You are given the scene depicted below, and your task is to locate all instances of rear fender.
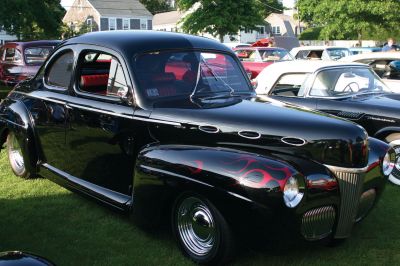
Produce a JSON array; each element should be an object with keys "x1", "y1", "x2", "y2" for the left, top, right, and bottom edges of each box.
[{"x1": 0, "y1": 98, "x2": 38, "y2": 174}]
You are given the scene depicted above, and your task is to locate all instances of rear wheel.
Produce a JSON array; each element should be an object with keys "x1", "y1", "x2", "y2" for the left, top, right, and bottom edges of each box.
[
  {"x1": 172, "y1": 193, "x2": 235, "y2": 265},
  {"x1": 385, "y1": 133, "x2": 400, "y2": 185},
  {"x1": 6, "y1": 132, "x2": 33, "y2": 178}
]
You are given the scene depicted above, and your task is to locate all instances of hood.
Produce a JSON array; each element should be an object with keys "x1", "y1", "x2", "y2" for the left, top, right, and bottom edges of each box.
[{"x1": 149, "y1": 96, "x2": 368, "y2": 168}]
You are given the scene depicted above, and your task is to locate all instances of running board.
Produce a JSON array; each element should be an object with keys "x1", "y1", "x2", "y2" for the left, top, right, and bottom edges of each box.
[{"x1": 41, "y1": 163, "x2": 132, "y2": 211}]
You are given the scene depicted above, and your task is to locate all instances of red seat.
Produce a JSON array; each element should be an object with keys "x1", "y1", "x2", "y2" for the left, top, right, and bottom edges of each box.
[{"x1": 80, "y1": 74, "x2": 109, "y2": 88}]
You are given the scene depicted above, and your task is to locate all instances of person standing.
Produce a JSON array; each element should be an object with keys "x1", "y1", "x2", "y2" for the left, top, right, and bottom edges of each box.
[{"x1": 382, "y1": 38, "x2": 396, "y2": 52}]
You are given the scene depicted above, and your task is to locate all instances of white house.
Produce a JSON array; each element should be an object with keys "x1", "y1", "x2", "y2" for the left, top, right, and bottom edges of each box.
[
  {"x1": 266, "y1": 12, "x2": 306, "y2": 37},
  {"x1": 63, "y1": 0, "x2": 153, "y2": 32},
  {"x1": 0, "y1": 26, "x2": 16, "y2": 45},
  {"x1": 153, "y1": 9, "x2": 268, "y2": 43}
]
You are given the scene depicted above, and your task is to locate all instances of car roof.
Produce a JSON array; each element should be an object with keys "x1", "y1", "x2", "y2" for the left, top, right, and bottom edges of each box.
[
  {"x1": 291, "y1": 46, "x2": 349, "y2": 51},
  {"x1": 256, "y1": 60, "x2": 367, "y2": 93},
  {"x1": 234, "y1": 47, "x2": 287, "y2": 51},
  {"x1": 341, "y1": 51, "x2": 400, "y2": 62},
  {"x1": 63, "y1": 30, "x2": 232, "y2": 57}
]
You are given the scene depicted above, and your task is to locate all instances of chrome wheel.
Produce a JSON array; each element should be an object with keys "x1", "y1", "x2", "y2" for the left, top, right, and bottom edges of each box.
[
  {"x1": 176, "y1": 197, "x2": 218, "y2": 257},
  {"x1": 7, "y1": 133, "x2": 25, "y2": 176},
  {"x1": 388, "y1": 139, "x2": 400, "y2": 185}
]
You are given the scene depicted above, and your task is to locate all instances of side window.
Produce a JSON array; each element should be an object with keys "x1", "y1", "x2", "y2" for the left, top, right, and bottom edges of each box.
[
  {"x1": 46, "y1": 51, "x2": 74, "y2": 89},
  {"x1": 4, "y1": 48, "x2": 22, "y2": 63},
  {"x1": 270, "y1": 73, "x2": 309, "y2": 97},
  {"x1": 77, "y1": 50, "x2": 129, "y2": 98}
]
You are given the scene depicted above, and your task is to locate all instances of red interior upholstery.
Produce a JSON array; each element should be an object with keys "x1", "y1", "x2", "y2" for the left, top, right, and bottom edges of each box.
[
  {"x1": 80, "y1": 74, "x2": 109, "y2": 87},
  {"x1": 152, "y1": 72, "x2": 176, "y2": 83},
  {"x1": 151, "y1": 72, "x2": 177, "y2": 96}
]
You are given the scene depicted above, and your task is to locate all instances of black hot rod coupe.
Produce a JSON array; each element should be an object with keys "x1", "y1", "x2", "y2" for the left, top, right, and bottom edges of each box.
[{"x1": 0, "y1": 31, "x2": 394, "y2": 264}]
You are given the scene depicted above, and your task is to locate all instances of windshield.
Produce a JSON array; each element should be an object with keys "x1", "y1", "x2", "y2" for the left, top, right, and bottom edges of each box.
[
  {"x1": 24, "y1": 46, "x2": 54, "y2": 65},
  {"x1": 326, "y1": 48, "x2": 351, "y2": 60},
  {"x1": 134, "y1": 51, "x2": 252, "y2": 103},
  {"x1": 310, "y1": 67, "x2": 391, "y2": 97},
  {"x1": 234, "y1": 49, "x2": 292, "y2": 62}
]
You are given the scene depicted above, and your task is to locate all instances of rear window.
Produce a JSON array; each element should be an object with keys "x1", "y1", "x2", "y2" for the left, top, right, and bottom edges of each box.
[{"x1": 24, "y1": 46, "x2": 54, "y2": 65}]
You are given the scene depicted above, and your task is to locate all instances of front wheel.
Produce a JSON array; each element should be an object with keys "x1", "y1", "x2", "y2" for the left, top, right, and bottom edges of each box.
[
  {"x1": 6, "y1": 132, "x2": 33, "y2": 179},
  {"x1": 385, "y1": 133, "x2": 400, "y2": 185},
  {"x1": 172, "y1": 193, "x2": 235, "y2": 265}
]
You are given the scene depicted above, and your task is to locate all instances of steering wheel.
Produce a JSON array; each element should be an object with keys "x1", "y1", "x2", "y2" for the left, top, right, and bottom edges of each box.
[{"x1": 343, "y1": 82, "x2": 360, "y2": 93}]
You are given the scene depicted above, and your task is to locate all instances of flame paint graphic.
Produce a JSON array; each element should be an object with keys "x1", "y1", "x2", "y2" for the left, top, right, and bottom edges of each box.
[{"x1": 222, "y1": 156, "x2": 293, "y2": 190}]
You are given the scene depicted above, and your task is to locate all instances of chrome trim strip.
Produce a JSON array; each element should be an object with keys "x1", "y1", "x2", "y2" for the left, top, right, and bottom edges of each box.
[
  {"x1": 14, "y1": 91, "x2": 182, "y2": 126},
  {"x1": 140, "y1": 165, "x2": 214, "y2": 188}
]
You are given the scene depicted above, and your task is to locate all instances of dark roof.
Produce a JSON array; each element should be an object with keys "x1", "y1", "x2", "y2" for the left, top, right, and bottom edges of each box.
[
  {"x1": 63, "y1": 31, "x2": 232, "y2": 56},
  {"x1": 89, "y1": 0, "x2": 152, "y2": 17}
]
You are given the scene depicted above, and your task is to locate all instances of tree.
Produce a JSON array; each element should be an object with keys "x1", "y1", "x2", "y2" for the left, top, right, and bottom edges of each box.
[
  {"x1": 140, "y1": 0, "x2": 171, "y2": 14},
  {"x1": 176, "y1": 0, "x2": 265, "y2": 42},
  {"x1": 297, "y1": 0, "x2": 400, "y2": 41},
  {"x1": 259, "y1": 0, "x2": 284, "y2": 17},
  {"x1": 0, "y1": 0, "x2": 65, "y2": 40}
]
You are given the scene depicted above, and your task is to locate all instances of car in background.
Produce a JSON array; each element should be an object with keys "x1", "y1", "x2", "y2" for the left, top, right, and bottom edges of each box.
[
  {"x1": 255, "y1": 60, "x2": 400, "y2": 185},
  {"x1": 223, "y1": 42, "x2": 251, "y2": 50},
  {"x1": 0, "y1": 251, "x2": 55, "y2": 265},
  {"x1": 233, "y1": 47, "x2": 293, "y2": 79},
  {"x1": 341, "y1": 52, "x2": 400, "y2": 92},
  {"x1": 0, "y1": 40, "x2": 60, "y2": 86},
  {"x1": 349, "y1": 47, "x2": 382, "y2": 55},
  {"x1": 0, "y1": 31, "x2": 393, "y2": 264},
  {"x1": 290, "y1": 46, "x2": 351, "y2": 61}
]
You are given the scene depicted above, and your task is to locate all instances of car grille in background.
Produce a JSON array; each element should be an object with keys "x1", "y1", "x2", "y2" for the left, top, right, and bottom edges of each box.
[
  {"x1": 331, "y1": 169, "x2": 365, "y2": 238},
  {"x1": 301, "y1": 206, "x2": 336, "y2": 240}
]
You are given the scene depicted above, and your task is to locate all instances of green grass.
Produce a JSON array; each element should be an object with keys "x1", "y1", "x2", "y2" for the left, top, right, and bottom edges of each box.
[
  {"x1": 0, "y1": 85, "x2": 11, "y2": 100},
  {"x1": 0, "y1": 148, "x2": 399, "y2": 265}
]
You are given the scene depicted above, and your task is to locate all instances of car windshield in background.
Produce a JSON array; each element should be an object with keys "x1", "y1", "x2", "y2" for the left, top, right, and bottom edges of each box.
[
  {"x1": 326, "y1": 48, "x2": 351, "y2": 60},
  {"x1": 134, "y1": 51, "x2": 251, "y2": 102},
  {"x1": 234, "y1": 49, "x2": 292, "y2": 62},
  {"x1": 24, "y1": 46, "x2": 54, "y2": 65},
  {"x1": 310, "y1": 67, "x2": 391, "y2": 97}
]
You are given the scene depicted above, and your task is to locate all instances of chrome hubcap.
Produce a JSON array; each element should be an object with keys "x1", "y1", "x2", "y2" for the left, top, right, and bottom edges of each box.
[
  {"x1": 388, "y1": 140, "x2": 400, "y2": 185},
  {"x1": 177, "y1": 197, "x2": 217, "y2": 256},
  {"x1": 9, "y1": 134, "x2": 25, "y2": 173}
]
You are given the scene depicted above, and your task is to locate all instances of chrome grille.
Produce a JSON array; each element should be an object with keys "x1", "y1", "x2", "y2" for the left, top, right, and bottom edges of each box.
[
  {"x1": 301, "y1": 206, "x2": 336, "y2": 240},
  {"x1": 331, "y1": 170, "x2": 365, "y2": 238}
]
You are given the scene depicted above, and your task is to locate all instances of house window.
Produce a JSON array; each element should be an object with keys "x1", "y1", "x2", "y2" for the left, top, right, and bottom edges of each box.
[
  {"x1": 109, "y1": 18, "x2": 116, "y2": 31},
  {"x1": 244, "y1": 28, "x2": 252, "y2": 34},
  {"x1": 87, "y1": 18, "x2": 93, "y2": 32},
  {"x1": 257, "y1": 26, "x2": 265, "y2": 35},
  {"x1": 123, "y1": 18, "x2": 130, "y2": 30},
  {"x1": 140, "y1": 19, "x2": 147, "y2": 30},
  {"x1": 272, "y1": 26, "x2": 281, "y2": 35}
]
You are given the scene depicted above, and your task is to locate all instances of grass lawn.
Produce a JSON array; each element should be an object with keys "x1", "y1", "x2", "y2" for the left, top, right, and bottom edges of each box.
[
  {"x1": 0, "y1": 85, "x2": 11, "y2": 100},
  {"x1": 0, "y1": 148, "x2": 400, "y2": 265}
]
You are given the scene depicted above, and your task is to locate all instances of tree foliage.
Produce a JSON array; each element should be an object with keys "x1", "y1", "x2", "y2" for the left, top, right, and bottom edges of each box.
[
  {"x1": 259, "y1": 0, "x2": 284, "y2": 17},
  {"x1": 139, "y1": 0, "x2": 172, "y2": 14},
  {"x1": 0, "y1": 0, "x2": 65, "y2": 40},
  {"x1": 176, "y1": 0, "x2": 266, "y2": 42},
  {"x1": 297, "y1": 0, "x2": 400, "y2": 40}
]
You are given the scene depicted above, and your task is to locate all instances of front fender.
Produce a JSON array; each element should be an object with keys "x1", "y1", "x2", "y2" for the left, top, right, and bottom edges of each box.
[{"x1": 132, "y1": 144, "x2": 307, "y2": 227}]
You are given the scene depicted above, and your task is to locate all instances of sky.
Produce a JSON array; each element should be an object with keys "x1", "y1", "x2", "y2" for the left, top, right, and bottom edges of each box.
[{"x1": 60, "y1": 0, "x2": 296, "y2": 10}]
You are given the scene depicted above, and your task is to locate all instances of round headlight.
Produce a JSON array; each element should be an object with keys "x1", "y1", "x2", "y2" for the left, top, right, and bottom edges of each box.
[
  {"x1": 382, "y1": 151, "x2": 395, "y2": 176},
  {"x1": 283, "y1": 176, "x2": 304, "y2": 208}
]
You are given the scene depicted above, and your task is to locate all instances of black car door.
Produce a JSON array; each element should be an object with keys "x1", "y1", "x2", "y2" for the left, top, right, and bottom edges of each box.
[
  {"x1": 64, "y1": 48, "x2": 137, "y2": 195},
  {"x1": 27, "y1": 49, "x2": 74, "y2": 171}
]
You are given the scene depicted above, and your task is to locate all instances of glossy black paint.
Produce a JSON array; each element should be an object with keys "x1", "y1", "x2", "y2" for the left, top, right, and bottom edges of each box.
[
  {"x1": 0, "y1": 31, "x2": 390, "y2": 243},
  {"x1": 0, "y1": 251, "x2": 55, "y2": 266}
]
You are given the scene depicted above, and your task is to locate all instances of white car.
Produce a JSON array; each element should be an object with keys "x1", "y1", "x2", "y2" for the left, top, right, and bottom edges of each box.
[
  {"x1": 340, "y1": 52, "x2": 400, "y2": 92},
  {"x1": 290, "y1": 46, "x2": 351, "y2": 61}
]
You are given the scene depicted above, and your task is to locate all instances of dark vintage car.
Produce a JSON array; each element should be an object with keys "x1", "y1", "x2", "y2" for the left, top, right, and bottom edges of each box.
[
  {"x1": 0, "y1": 31, "x2": 394, "y2": 264},
  {"x1": 0, "y1": 40, "x2": 60, "y2": 86},
  {"x1": 0, "y1": 251, "x2": 54, "y2": 266},
  {"x1": 256, "y1": 60, "x2": 400, "y2": 185}
]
